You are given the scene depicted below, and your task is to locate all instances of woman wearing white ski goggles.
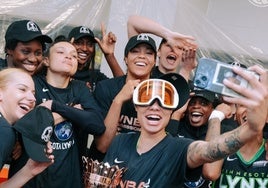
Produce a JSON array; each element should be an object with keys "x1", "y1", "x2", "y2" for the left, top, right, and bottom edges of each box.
[{"x1": 133, "y1": 79, "x2": 179, "y2": 109}]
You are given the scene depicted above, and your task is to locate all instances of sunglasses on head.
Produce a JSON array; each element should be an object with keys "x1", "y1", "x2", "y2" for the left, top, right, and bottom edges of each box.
[{"x1": 133, "y1": 79, "x2": 179, "y2": 109}]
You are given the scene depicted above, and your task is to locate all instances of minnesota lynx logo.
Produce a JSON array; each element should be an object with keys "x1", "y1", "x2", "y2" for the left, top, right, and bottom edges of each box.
[
  {"x1": 137, "y1": 34, "x2": 150, "y2": 41},
  {"x1": 27, "y1": 21, "x2": 39, "y2": 32},
  {"x1": 248, "y1": 0, "x2": 268, "y2": 7},
  {"x1": 41, "y1": 126, "x2": 53, "y2": 142},
  {"x1": 79, "y1": 26, "x2": 91, "y2": 34}
]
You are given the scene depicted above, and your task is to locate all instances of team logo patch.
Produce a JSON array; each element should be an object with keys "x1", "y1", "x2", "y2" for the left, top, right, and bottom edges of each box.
[
  {"x1": 184, "y1": 176, "x2": 206, "y2": 188},
  {"x1": 54, "y1": 121, "x2": 73, "y2": 141},
  {"x1": 80, "y1": 26, "x2": 91, "y2": 34},
  {"x1": 26, "y1": 21, "x2": 39, "y2": 32},
  {"x1": 41, "y1": 126, "x2": 53, "y2": 142},
  {"x1": 137, "y1": 34, "x2": 149, "y2": 41}
]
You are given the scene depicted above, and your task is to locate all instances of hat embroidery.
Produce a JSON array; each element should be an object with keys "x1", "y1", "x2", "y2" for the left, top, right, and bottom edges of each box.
[
  {"x1": 26, "y1": 21, "x2": 39, "y2": 32},
  {"x1": 41, "y1": 126, "x2": 53, "y2": 142},
  {"x1": 230, "y1": 61, "x2": 242, "y2": 67},
  {"x1": 170, "y1": 75, "x2": 178, "y2": 81},
  {"x1": 79, "y1": 26, "x2": 91, "y2": 34},
  {"x1": 137, "y1": 34, "x2": 149, "y2": 41}
]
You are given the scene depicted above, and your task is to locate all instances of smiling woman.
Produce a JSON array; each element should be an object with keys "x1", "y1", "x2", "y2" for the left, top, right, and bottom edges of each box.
[
  {"x1": 0, "y1": 68, "x2": 54, "y2": 188},
  {"x1": 102, "y1": 65, "x2": 268, "y2": 187},
  {"x1": 0, "y1": 68, "x2": 36, "y2": 125},
  {"x1": 0, "y1": 20, "x2": 52, "y2": 75},
  {"x1": 7, "y1": 39, "x2": 106, "y2": 188}
]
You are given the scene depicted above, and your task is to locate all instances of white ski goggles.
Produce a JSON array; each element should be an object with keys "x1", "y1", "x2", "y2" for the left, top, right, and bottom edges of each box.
[{"x1": 133, "y1": 79, "x2": 179, "y2": 109}]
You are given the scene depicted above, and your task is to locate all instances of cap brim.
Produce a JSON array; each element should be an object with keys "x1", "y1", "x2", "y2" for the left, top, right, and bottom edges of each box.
[
  {"x1": 191, "y1": 90, "x2": 215, "y2": 103},
  {"x1": 73, "y1": 34, "x2": 96, "y2": 42},
  {"x1": 192, "y1": 95, "x2": 213, "y2": 103},
  {"x1": 128, "y1": 41, "x2": 156, "y2": 53},
  {"x1": 21, "y1": 34, "x2": 52, "y2": 43},
  {"x1": 22, "y1": 136, "x2": 50, "y2": 162},
  {"x1": 160, "y1": 73, "x2": 190, "y2": 109}
]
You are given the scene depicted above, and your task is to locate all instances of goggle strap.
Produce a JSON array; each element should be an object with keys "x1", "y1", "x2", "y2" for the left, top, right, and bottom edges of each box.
[
  {"x1": 146, "y1": 80, "x2": 150, "y2": 96},
  {"x1": 162, "y1": 82, "x2": 165, "y2": 99}
]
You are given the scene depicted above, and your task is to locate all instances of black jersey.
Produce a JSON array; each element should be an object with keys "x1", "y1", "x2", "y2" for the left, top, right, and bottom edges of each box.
[
  {"x1": 0, "y1": 58, "x2": 7, "y2": 70},
  {"x1": 73, "y1": 68, "x2": 109, "y2": 92},
  {"x1": 0, "y1": 114, "x2": 16, "y2": 168},
  {"x1": 104, "y1": 133, "x2": 194, "y2": 187},
  {"x1": 178, "y1": 119, "x2": 208, "y2": 140},
  {"x1": 177, "y1": 118, "x2": 237, "y2": 188},
  {"x1": 177, "y1": 119, "x2": 210, "y2": 188},
  {"x1": 151, "y1": 66, "x2": 164, "y2": 78},
  {"x1": 13, "y1": 74, "x2": 105, "y2": 188},
  {"x1": 94, "y1": 75, "x2": 140, "y2": 133},
  {"x1": 212, "y1": 140, "x2": 268, "y2": 188}
]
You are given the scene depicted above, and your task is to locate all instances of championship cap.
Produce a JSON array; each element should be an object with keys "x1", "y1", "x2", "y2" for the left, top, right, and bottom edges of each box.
[
  {"x1": 160, "y1": 73, "x2": 190, "y2": 109},
  {"x1": 191, "y1": 89, "x2": 215, "y2": 103},
  {"x1": 13, "y1": 106, "x2": 54, "y2": 162},
  {"x1": 68, "y1": 26, "x2": 96, "y2": 42},
  {"x1": 124, "y1": 34, "x2": 156, "y2": 57},
  {"x1": 5, "y1": 20, "x2": 52, "y2": 43}
]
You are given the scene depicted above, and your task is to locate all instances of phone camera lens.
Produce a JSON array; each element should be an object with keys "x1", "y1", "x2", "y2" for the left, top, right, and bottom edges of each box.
[
  {"x1": 195, "y1": 79, "x2": 201, "y2": 85},
  {"x1": 201, "y1": 76, "x2": 207, "y2": 81}
]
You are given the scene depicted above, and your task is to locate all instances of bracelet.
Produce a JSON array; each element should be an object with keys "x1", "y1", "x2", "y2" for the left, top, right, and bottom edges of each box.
[{"x1": 209, "y1": 110, "x2": 225, "y2": 122}]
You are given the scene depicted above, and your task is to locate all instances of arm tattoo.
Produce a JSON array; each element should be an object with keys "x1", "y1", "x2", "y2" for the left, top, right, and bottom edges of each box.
[
  {"x1": 188, "y1": 128, "x2": 243, "y2": 165},
  {"x1": 206, "y1": 128, "x2": 242, "y2": 161}
]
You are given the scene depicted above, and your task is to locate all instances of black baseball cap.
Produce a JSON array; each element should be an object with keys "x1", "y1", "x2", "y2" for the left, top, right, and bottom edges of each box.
[
  {"x1": 124, "y1": 34, "x2": 156, "y2": 57},
  {"x1": 68, "y1": 26, "x2": 96, "y2": 42},
  {"x1": 13, "y1": 106, "x2": 54, "y2": 162},
  {"x1": 160, "y1": 73, "x2": 190, "y2": 109},
  {"x1": 191, "y1": 89, "x2": 215, "y2": 103},
  {"x1": 5, "y1": 20, "x2": 52, "y2": 43}
]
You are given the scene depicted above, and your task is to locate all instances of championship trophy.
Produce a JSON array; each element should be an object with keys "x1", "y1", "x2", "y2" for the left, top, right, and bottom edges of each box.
[{"x1": 82, "y1": 156, "x2": 127, "y2": 188}]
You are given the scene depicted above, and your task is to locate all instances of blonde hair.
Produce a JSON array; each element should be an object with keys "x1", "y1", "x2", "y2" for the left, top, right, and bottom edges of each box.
[{"x1": 0, "y1": 68, "x2": 29, "y2": 89}]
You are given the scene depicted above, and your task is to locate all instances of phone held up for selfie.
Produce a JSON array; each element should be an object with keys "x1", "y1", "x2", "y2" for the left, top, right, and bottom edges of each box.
[{"x1": 193, "y1": 58, "x2": 259, "y2": 98}]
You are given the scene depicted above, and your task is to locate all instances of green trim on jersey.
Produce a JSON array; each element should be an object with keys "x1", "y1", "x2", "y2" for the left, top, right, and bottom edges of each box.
[{"x1": 236, "y1": 139, "x2": 265, "y2": 165}]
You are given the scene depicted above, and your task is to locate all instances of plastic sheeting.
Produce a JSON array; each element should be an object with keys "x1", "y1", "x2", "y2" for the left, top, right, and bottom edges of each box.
[
  {"x1": 0, "y1": 0, "x2": 111, "y2": 69},
  {"x1": 0, "y1": 0, "x2": 267, "y2": 78}
]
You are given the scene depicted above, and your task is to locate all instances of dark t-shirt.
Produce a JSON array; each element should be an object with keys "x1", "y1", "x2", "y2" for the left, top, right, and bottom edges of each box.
[
  {"x1": 10, "y1": 74, "x2": 105, "y2": 188},
  {"x1": 73, "y1": 68, "x2": 109, "y2": 92},
  {"x1": 0, "y1": 58, "x2": 7, "y2": 70},
  {"x1": 0, "y1": 114, "x2": 16, "y2": 168},
  {"x1": 177, "y1": 117, "x2": 237, "y2": 188},
  {"x1": 104, "y1": 133, "x2": 193, "y2": 188},
  {"x1": 94, "y1": 75, "x2": 139, "y2": 133},
  {"x1": 151, "y1": 66, "x2": 164, "y2": 78},
  {"x1": 178, "y1": 117, "x2": 237, "y2": 140},
  {"x1": 90, "y1": 75, "x2": 182, "y2": 161}
]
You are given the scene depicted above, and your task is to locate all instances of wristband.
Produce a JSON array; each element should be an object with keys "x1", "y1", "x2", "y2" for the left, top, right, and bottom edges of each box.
[{"x1": 209, "y1": 110, "x2": 225, "y2": 122}]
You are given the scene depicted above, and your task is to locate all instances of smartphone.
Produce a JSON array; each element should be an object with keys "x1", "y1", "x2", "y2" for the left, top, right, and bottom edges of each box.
[{"x1": 193, "y1": 58, "x2": 259, "y2": 98}]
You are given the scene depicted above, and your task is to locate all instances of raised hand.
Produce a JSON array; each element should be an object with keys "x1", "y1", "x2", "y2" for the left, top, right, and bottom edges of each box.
[
  {"x1": 165, "y1": 31, "x2": 198, "y2": 56},
  {"x1": 223, "y1": 65, "x2": 268, "y2": 132},
  {"x1": 94, "y1": 22, "x2": 117, "y2": 55},
  {"x1": 114, "y1": 79, "x2": 141, "y2": 104}
]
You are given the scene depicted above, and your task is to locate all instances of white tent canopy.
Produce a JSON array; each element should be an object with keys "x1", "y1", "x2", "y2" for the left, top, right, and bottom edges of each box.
[{"x1": 0, "y1": 0, "x2": 267, "y2": 78}]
